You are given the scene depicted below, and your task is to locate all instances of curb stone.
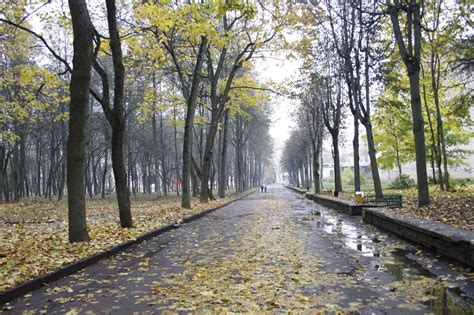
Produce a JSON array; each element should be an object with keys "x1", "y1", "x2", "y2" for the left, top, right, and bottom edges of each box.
[
  {"x1": 285, "y1": 185, "x2": 361, "y2": 215},
  {"x1": 285, "y1": 185, "x2": 308, "y2": 195},
  {"x1": 0, "y1": 189, "x2": 257, "y2": 306}
]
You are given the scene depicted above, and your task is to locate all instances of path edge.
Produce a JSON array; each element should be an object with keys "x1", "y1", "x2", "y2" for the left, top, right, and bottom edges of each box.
[{"x1": 0, "y1": 189, "x2": 257, "y2": 306}]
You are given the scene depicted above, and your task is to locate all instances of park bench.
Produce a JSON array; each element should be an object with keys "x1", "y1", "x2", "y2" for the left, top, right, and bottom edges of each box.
[{"x1": 363, "y1": 193, "x2": 402, "y2": 208}]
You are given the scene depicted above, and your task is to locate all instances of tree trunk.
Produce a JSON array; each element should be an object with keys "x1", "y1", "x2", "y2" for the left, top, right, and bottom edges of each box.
[
  {"x1": 312, "y1": 141, "x2": 321, "y2": 193},
  {"x1": 332, "y1": 135, "x2": 342, "y2": 196},
  {"x1": 159, "y1": 112, "x2": 168, "y2": 196},
  {"x1": 431, "y1": 53, "x2": 449, "y2": 191},
  {"x1": 191, "y1": 164, "x2": 198, "y2": 197},
  {"x1": 352, "y1": 115, "x2": 361, "y2": 192},
  {"x1": 85, "y1": 156, "x2": 93, "y2": 198},
  {"x1": 105, "y1": 0, "x2": 133, "y2": 228},
  {"x1": 58, "y1": 120, "x2": 67, "y2": 201},
  {"x1": 173, "y1": 106, "x2": 180, "y2": 196},
  {"x1": 218, "y1": 110, "x2": 228, "y2": 198},
  {"x1": 19, "y1": 131, "x2": 27, "y2": 198},
  {"x1": 12, "y1": 141, "x2": 19, "y2": 201},
  {"x1": 2, "y1": 147, "x2": 10, "y2": 202},
  {"x1": 430, "y1": 146, "x2": 436, "y2": 184},
  {"x1": 92, "y1": 157, "x2": 99, "y2": 195},
  {"x1": 422, "y1": 68, "x2": 442, "y2": 188},
  {"x1": 101, "y1": 147, "x2": 108, "y2": 199},
  {"x1": 200, "y1": 111, "x2": 219, "y2": 202},
  {"x1": 320, "y1": 145, "x2": 324, "y2": 189},
  {"x1": 36, "y1": 138, "x2": 42, "y2": 196},
  {"x1": 408, "y1": 66, "x2": 430, "y2": 205},
  {"x1": 362, "y1": 37, "x2": 382, "y2": 197},
  {"x1": 389, "y1": 2, "x2": 429, "y2": 206},
  {"x1": 304, "y1": 157, "x2": 309, "y2": 189},
  {"x1": 67, "y1": 0, "x2": 93, "y2": 242},
  {"x1": 181, "y1": 37, "x2": 208, "y2": 208},
  {"x1": 365, "y1": 122, "x2": 383, "y2": 197},
  {"x1": 152, "y1": 114, "x2": 162, "y2": 198},
  {"x1": 395, "y1": 138, "x2": 402, "y2": 176}
]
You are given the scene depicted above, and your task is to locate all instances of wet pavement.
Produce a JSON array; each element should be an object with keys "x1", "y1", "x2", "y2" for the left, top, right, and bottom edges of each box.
[{"x1": 2, "y1": 184, "x2": 473, "y2": 314}]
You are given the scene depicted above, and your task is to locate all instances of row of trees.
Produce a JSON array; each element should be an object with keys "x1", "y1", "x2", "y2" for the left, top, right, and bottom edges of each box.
[
  {"x1": 1, "y1": 1, "x2": 276, "y2": 241},
  {"x1": 282, "y1": 0, "x2": 472, "y2": 205}
]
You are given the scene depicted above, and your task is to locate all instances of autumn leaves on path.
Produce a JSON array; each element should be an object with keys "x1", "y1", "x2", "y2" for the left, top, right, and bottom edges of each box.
[{"x1": 3, "y1": 185, "x2": 474, "y2": 313}]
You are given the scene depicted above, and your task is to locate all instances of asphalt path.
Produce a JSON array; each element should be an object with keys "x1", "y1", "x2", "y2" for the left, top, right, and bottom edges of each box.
[{"x1": 2, "y1": 184, "x2": 473, "y2": 314}]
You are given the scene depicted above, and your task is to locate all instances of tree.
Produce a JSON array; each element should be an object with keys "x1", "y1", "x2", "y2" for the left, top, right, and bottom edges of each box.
[
  {"x1": 280, "y1": 129, "x2": 311, "y2": 188},
  {"x1": 229, "y1": 98, "x2": 272, "y2": 192},
  {"x1": 0, "y1": 17, "x2": 65, "y2": 201},
  {"x1": 327, "y1": 0, "x2": 383, "y2": 197},
  {"x1": 91, "y1": 0, "x2": 133, "y2": 228},
  {"x1": 322, "y1": 73, "x2": 344, "y2": 196},
  {"x1": 422, "y1": 0, "x2": 472, "y2": 190},
  {"x1": 199, "y1": 5, "x2": 276, "y2": 203},
  {"x1": 135, "y1": 3, "x2": 212, "y2": 208},
  {"x1": 67, "y1": 0, "x2": 95, "y2": 242},
  {"x1": 295, "y1": 79, "x2": 324, "y2": 193},
  {"x1": 387, "y1": 0, "x2": 430, "y2": 206},
  {"x1": 373, "y1": 90, "x2": 414, "y2": 175},
  {"x1": 326, "y1": 0, "x2": 362, "y2": 193}
]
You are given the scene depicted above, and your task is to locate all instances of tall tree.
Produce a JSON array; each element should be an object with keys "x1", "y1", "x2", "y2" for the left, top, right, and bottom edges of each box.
[
  {"x1": 67, "y1": 0, "x2": 94, "y2": 242},
  {"x1": 199, "y1": 6, "x2": 276, "y2": 203},
  {"x1": 322, "y1": 74, "x2": 343, "y2": 196},
  {"x1": 387, "y1": 0, "x2": 430, "y2": 206},
  {"x1": 181, "y1": 37, "x2": 208, "y2": 208},
  {"x1": 91, "y1": 0, "x2": 133, "y2": 228},
  {"x1": 297, "y1": 81, "x2": 324, "y2": 193}
]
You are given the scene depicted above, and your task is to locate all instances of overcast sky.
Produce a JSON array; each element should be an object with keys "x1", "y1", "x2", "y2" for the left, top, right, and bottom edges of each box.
[{"x1": 255, "y1": 54, "x2": 301, "y2": 175}]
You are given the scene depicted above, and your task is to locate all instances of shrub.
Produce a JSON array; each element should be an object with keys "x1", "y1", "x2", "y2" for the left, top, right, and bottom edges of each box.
[
  {"x1": 342, "y1": 168, "x2": 367, "y2": 186},
  {"x1": 390, "y1": 174, "x2": 415, "y2": 189}
]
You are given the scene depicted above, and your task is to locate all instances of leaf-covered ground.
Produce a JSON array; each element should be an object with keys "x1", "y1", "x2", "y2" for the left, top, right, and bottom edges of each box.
[
  {"x1": 0, "y1": 190, "x2": 253, "y2": 292},
  {"x1": 391, "y1": 186, "x2": 474, "y2": 231},
  {"x1": 319, "y1": 185, "x2": 474, "y2": 231},
  {"x1": 3, "y1": 185, "x2": 473, "y2": 313}
]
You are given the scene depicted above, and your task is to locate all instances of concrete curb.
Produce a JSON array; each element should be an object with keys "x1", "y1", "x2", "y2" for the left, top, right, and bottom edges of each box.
[
  {"x1": 0, "y1": 189, "x2": 257, "y2": 305},
  {"x1": 363, "y1": 207, "x2": 474, "y2": 268},
  {"x1": 285, "y1": 186, "x2": 361, "y2": 215},
  {"x1": 285, "y1": 185, "x2": 308, "y2": 194},
  {"x1": 305, "y1": 193, "x2": 362, "y2": 216}
]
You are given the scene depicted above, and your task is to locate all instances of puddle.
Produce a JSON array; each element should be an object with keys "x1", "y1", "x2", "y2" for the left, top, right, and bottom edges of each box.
[
  {"x1": 425, "y1": 286, "x2": 474, "y2": 314},
  {"x1": 389, "y1": 248, "x2": 435, "y2": 279},
  {"x1": 384, "y1": 262, "x2": 426, "y2": 281},
  {"x1": 316, "y1": 209, "x2": 380, "y2": 257},
  {"x1": 375, "y1": 249, "x2": 474, "y2": 313},
  {"x1": 291, "y1": 203, "x2": 382, "y2": 257}
]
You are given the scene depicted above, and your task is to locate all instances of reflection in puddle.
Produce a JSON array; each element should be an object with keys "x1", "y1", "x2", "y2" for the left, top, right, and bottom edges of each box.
[
  {"x1": 380, "y1": 259, "x2": 474, "y2": 314},
  {"x1": 317, "y1": 209, "x2": 378, "y2": 257},
  {"x1": 426, "y1": 286, "x2": 474, "y2": 314},
  {"x1": 389, "y1": 248, "x2": 435, "y2": 278},
  {"x1": 385, "y1": 262, "x2": 424, "y2": 281}
]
